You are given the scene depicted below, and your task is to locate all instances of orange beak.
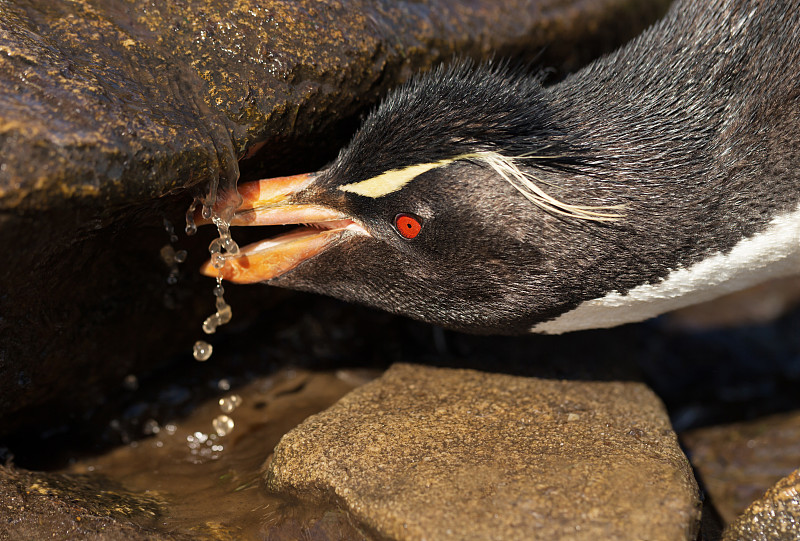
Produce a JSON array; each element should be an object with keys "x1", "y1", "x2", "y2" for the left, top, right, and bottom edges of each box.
[{"x1": 199, "y1": 173, "x2": 367, "y2": 284}]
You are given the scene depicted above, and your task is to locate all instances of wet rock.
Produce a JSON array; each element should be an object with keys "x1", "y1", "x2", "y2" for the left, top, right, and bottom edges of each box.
[
  {"x1": 0, "y1": 465, "x2": 183, "y2": 540},
  {"x1": 267, "y1": 363, "x2": 701, "y2": 540},
  {"x1": 682, "y1": 410, "x2": 800, "y2": 525},
  {"x1": 0, "y1": 0, "x2": 669, "y2": 437},
  {"x1": 722, "y1": 469, "x2": 800, "y2": 541}
]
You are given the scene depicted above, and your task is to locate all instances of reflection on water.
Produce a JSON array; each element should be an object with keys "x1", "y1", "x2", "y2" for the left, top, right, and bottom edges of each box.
[{"x1": 65, "y1": 369, "x2": 378, "y2": 538}]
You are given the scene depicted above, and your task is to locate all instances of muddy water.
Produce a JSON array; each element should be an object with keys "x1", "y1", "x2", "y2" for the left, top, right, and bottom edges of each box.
[{"x1": 64, "y1": 368, "x2": 379, "y2": 538}]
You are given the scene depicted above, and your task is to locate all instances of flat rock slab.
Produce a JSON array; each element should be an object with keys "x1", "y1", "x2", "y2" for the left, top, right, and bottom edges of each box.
[
  {"x1": 267, "y1": 363, "x2": 701, "y2": 540},
  {"x1": 722, "y1": 468, "x2": 800, "y2": 541}
]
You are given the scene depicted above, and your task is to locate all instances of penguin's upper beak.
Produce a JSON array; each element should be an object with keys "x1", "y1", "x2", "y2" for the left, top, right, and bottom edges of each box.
[{"x1": 199, "y1": 173, "x2": 367, "y2": 283}]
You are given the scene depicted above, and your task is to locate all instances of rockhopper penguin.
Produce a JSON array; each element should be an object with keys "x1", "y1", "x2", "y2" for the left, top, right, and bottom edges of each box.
[{"x1": 202, "y1": 0, "x2": 800, "y2": 335}]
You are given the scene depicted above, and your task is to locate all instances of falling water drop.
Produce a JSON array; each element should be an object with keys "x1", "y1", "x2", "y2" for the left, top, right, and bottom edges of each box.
[
  {"x1": 213, "y1": 279, "x2": 225, "y2": 297},
  {"x1": 218, "y1": 394, "x2": 242, "y2": 414},
  {"x1": 193, "y1": 340, "x2": 213, "y2": 361},
  {"x1": 185, "y1": 200, "x2": 199, "y2": 236},
  {"x1": 212, "y1": 415, "x2": 234, "y2": 436},
  {"x1": 202, "y1": 316, "x2": 218, "y2": 335}
]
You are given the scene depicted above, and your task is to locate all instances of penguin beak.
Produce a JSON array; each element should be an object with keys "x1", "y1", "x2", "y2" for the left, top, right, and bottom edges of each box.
[{"x1": 199, "y1": 173, "x2": 367, "y2": 284}]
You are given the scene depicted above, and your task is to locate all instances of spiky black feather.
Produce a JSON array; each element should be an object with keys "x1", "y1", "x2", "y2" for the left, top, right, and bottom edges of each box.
[{"x1": 330, "y1": 61, "x2": 590, "y2": 185}]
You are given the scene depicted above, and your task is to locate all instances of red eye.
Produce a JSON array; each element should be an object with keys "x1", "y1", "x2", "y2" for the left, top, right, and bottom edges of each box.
[{"x1": 395, "y1": 213, "x2": 422, "y2": 239}]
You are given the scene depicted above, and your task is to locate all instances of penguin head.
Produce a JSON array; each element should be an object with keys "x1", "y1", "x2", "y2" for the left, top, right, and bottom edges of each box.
[{"x1": 202, "y1": 63, "x2": 621, "y2": 334}]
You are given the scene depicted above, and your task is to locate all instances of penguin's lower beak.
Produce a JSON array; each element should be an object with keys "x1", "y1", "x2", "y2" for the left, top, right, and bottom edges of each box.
[{"x1": 199, "y1": 173, "x2": 366, "y2": 284}]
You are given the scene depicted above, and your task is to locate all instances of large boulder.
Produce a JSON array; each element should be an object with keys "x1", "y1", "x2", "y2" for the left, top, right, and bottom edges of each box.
[{"x1": 267, "y1": 364, "x2": 701, "y2": 540}]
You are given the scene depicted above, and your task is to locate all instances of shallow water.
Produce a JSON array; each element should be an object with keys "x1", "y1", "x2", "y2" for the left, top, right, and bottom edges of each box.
[{"x1": 65, "y1": 368, "x2": 378, "y2": 538}]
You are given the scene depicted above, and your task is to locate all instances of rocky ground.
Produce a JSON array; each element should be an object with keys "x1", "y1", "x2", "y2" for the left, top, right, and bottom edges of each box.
[
  {"x1": 2, "y1": 0, "x2": 799, "y2": 539},
  {"x1": 2, "y1": 291, "x2": 799, "y2": 539}
]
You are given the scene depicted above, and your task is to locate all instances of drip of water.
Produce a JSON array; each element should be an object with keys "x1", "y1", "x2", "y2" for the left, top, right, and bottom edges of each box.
[
  {"x1": 201, "y1": 277, "x2": 232, "y2": 335},
  {"x1": 185, "y1": 199, "x2": 199, "y2": 236},
  {"x1": 213, "y1": 282, "x2": 225, "y2": 297},
  {"x1": 123, "y1": 374, "x2": 139, "y2": 391},
  {"x1": 163, "y1": 218, "x2": 179, "y2": 243},
  {"x1": 161, "y1": 218, "x2": 187, "y2": 285},
  {"x1": 212, "y1": 415, "x2": 234, "y2": 437},
  {"x1": 143, "y1": 419, "x2": 161, "y2": 435},
  {"x1": 218, "y1": 394, "x2": 242, "y2": 414},
  {"x1": 193, "y1": 340, "x2": 213, "y2": 361}
]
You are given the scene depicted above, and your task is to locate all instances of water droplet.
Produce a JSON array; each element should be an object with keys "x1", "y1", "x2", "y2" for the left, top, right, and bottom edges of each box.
[
  {"x1": 185, "y1": 200, "x2": 198, "y2": 236},
  {"x1": 143, "y1": 419, "x2": 160, "y2": 435},
  {"x1": 218, "y1": 394, "x2": 242, "y2": 413},
  {"x1": 212, "y1": 415, "x2": 234, "y2": 437},
  {"x1": 164, "y1": 423, "x2": 178, "y2": 435},
  {"x1": 202, "y1": 204, "x2": 213, "y2": 220},
  {"x1": 167, "y1": 273, "x2": 178, "y2": 285},
  {"x1": 193, "y1": 340, "x2": 213, "y2": 361},
  {"x1": 209, "y1": 238, "x2": 223, "y2": 254},
  {"x1": 122, "y1": 374, "x2": 139, "y2": 391},
  {"x1": 215, "y1": 300, "x2": 232, "y2": 324},
  {"x1": 213, "y1": 283, "x2": 225, "y2": 297},
  {"x1": 202, "y1": 315, "x2": 218, "y2": 334},
  {"x1": 211, "y1": 252, "x2": 226, "y2": 269},
  {"x1": 222, "y1": 237, "x2": 239, "y2": 256},
  {"x1": 160, "y1": 244, "x2": 176, "y2": 265},
  {"x1": 175, "y1": 250, "x2": 187, "y2": 263},
  {"x1": 212, "y1": 216, "x2": 230, "y2": 236},
  {"x1": 217, "y1": 378, "x2": 231, "y2": 391}
]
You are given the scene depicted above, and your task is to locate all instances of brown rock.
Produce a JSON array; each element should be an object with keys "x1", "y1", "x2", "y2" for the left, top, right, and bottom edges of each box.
[
  {"x1": 0, "y1": 465, "x2": 184, "y2": 540},
  {"x1": 722, "y1": 469, "x2": 800, "y2": 541},
  {"x1": 682, "y1": 411, "x2": 800, "y2": 525},
  {"x1": 266, "y1": 363, "x2": 701, "y2": 540},
  {"x1": 0, "y1": 0, "x2": 669, "y2": 437}
]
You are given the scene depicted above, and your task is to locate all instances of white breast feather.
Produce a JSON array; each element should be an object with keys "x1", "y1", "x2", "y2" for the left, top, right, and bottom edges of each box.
[{"x1": 533, "y1": 204, "x2": 800, "y2": 334}]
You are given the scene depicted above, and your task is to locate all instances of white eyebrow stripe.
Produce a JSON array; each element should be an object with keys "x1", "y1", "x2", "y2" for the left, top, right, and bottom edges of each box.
[
  {"x1": 338, "y1": 158, "x2": 458, "y2": 198},
  {"x1": 337, "y1": 151, "x2": 623, "y2": 222}
]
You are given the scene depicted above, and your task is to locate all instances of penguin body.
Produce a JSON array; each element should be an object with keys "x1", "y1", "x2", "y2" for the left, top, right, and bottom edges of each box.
[{"x1": 203, "y1": 0, "x2": 800, "y2": 335}]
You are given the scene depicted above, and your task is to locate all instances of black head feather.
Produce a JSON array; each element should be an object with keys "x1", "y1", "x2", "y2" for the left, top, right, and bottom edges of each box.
[{"x1": 329, "y1": 61, "x2": 589, "y2": 185}]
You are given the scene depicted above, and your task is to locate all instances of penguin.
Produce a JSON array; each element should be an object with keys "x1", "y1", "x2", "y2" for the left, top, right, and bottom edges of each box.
[{"x1": 201, "y1": 0, "x2": 800, "y2": 335}]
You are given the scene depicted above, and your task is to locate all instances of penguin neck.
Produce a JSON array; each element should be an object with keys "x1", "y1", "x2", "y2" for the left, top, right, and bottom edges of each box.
[
  {"x1": 527, "y1": 0, "x2": 800, "y2": 333},
  {"x1": 532, "y1": 202, "x2": 800, "y2": 334}
]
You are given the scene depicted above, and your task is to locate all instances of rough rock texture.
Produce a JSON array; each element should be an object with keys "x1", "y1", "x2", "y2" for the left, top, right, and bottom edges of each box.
[
  {"x1": 722, "y1": 469, "x2": 800, "y2": 541},
  {"x1": 682, "y1": 410, "x2": 800, "y2": 524},
  {"x1": 0, "y1": 0, "x2": 670, "y2": 438},
  {"x1": 267, "y1": 363, "x2": 701, "y2": 541},
  {"x1": 0, "y1": 465, "x2": 184, "y2": 540}
]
